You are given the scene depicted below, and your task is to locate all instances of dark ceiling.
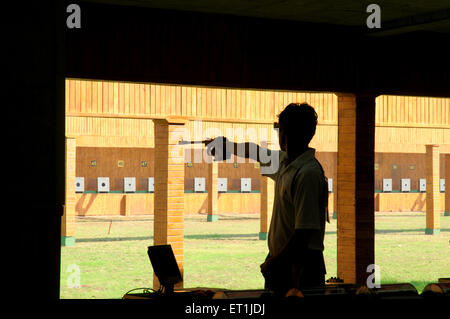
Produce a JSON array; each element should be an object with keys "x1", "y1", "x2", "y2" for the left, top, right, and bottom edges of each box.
[
  {"x1": 66, "y1": 1, "x2": 450, "y2": 96},
  {"x1": 86, "y1": 0, "x2": 450, "y2": 35}
]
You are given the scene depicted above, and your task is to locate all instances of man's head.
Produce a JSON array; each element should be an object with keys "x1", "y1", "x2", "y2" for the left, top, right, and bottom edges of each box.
[{"x1": 277, "y1": 103, "x2": 317, "y2": 153}]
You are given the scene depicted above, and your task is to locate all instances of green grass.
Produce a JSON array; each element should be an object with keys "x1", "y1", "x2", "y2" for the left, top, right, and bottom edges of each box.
[{"x1": 60, "y1": 212, "x2": 450, "y2": 299}]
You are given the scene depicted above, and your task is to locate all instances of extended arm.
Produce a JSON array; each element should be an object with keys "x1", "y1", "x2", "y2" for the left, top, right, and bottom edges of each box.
[
  {"x1": 231, "y1": 141, "x2": 263, "y2": 162},
  {"x1": 206, "y1": 137, "x2": 272, "y2": 163}
]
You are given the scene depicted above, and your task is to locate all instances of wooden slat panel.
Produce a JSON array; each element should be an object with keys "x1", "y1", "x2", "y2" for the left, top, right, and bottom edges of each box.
[
  {"x1": 206, "y1": 87, "x2": 212, "y2": 118},
  {"x1": 168, "y1": 85, "x2": 175, "y2": 116},
  {"x1": 74, "y1": 80, "x2": 80, "y2": 113},
  {"x1": 66, "y1": 79, "x2": 72, "y2": 113},
  {"x1": 139, "y1": 83, "x2": 146, "y2": 115},
  {"x1": 445, "y1": 99, "x2": 449, "y2": 125},
  {"x1": 101, "y1": 81, "x2": 108, "y2": 114},
  {"x1": 85, "y1": 81, "x2": 92, "y2": 114},
  {"x1": 112, "y1": 82, "x2": 118, "y2": 115},
  {"x1": 255, "y1": 90, "x2": 261, "y2": 121},
  {"x1": 150, "y1": 84, "x2": 156, "y2": 115},
  {"x1": 108, "y1": 82, "x2": 114, "y2": 115},
  {"x1": 130, "y1": 83, "x2": 136, "y2": 115},
  {"x1": 156, "y1": 84, "x2": 161, "y2": 115},
  {"x1": 201, "y1": 87, "x2": 207, "y2": 118},
  {"x1": 80, "y1": 80, "x2": 86, "y2": 113},
  {"x1": 134, "y1": 83, "x2": 140, "y2": 115},
  {"x1": 160, "y1": 85, "x2": 167, "y2": 115},
  {"x1": 145, "y1": 83, "x2": 150, "y2": 116},
  {"x1": 234, "y1": 89, "x2": 240, "y2": 120},
  {"x1": 65, "y1": 80, "x2": 449, "y2": 129},
  {"x1": 175, "y1": 86, "x2": 181, "y2": 117},
  {"x1": 118, "y1": 82, "x2": 124, "y2": 115},
  {"x1": 181, "y1": 86, "x2": 187, "y2": 117}
]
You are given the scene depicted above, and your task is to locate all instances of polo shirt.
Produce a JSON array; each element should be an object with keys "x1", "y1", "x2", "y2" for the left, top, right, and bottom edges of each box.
[{"x1": 260, "y1": 148, "x2": 329, "y2": 256}]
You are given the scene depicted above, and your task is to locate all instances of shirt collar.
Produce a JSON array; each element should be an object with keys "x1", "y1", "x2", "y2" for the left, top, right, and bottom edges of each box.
[{"x1": 287, "y1": 148, "x2": 316, "y2": 169}]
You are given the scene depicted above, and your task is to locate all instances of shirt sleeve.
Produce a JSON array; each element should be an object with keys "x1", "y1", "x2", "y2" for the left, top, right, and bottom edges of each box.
[
  {"x1": 292, "y1": 169, "x2": 321, "y2": 230},
  {"x1": 259, "y1": 149, "x2": 286, "y2": 180}
]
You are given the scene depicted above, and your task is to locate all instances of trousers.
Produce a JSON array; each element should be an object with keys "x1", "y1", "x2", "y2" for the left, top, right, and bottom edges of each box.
[{"x1": 263, "y1": 250, "x2": 326, "y2": 296}]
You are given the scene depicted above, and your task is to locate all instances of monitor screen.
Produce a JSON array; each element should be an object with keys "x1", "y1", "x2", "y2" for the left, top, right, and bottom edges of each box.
[{"x1": 147, "y1": 245, "x2": 182, "y2": 287}]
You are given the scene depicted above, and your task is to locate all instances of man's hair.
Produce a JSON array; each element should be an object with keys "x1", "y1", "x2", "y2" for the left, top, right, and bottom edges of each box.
[{"x1": 277, "y1": 103, "x2": 318, "y2": 148}]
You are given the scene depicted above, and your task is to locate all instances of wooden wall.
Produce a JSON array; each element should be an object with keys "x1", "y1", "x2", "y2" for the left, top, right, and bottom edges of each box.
[
  {"x1": 66, "y1": 79, "x2": 450, "y2": 215},
  {"x1": 185, "y1": 153, "x2": 261, "y2": 192},
  {"x1": 375, "y1": 153, "x2": 447, "y2": 190},
  {"x1": 73, "y1": 191, "x2": 445, "y2": 216},
  {"x1": 74, "y1": 192, "x2": 338, "y2": 216},
  {"x1": 66, "y1": 79, "x2": 337, "y2": 124},
  {"x1": 76, "y1": 147, "x2": 154, "y2": 191},
  {"x1": 374, "y1": 95, "x2": 450, "y2": 153},
  {"x1": 375, "y1": 193, "x2": 446, "y2": 212},
  {"x1": 66, "y1": 79, "x2": 449, "y2": 126},
  {"x1": 375, "y1": 126, "x2": 450, "y2": 153},
  {"x1": 375, "y1": 95, "x2": 449, "y2": 128},
  {"x1": 66, "y1": 116, "x2": 154, "y2": 148},
  {"x1": 75, "y1": 147, "x2": 338, "y2": 193},
  {"x1": 74, "y1": 193, "x2": 262, "y2": 216},
  {"x1": 66, "y1": 79, "x2": 450, "y2": 153}
]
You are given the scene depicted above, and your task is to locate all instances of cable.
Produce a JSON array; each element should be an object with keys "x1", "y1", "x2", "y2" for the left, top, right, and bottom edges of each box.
[
  {"x1": 123, "y1": 284, "x2": 168, "y2": 299},
  {"x1": 123, "y1": 287, "x2": 158, "y2": 296}
]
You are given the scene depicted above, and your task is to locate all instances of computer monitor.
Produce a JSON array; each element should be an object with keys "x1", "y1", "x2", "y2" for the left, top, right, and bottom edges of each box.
[{"x1": 147, "y1": 245, "x2": 182, "y2": 294}]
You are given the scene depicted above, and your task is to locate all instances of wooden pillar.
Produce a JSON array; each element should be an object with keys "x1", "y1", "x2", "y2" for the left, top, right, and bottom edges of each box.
[
  {"x1": 445, "y1": 154, "x2": 450, "y2": 217},
  {"x1": 260, "y1": 141, "x2": 275, "y2": 240},
  {"x1": 62, "y1": 137, "x2": 76, "y2": 246},
  {"x1": 425, "y1": 145, "x2": 440, "y2": 234},
  {"x1": 153, "y1": 118, "x2": 186, "y2": 289},
  {"x1": 336, "y1": 94, "x2": 375, "y2": 284},
  {"x1": 207, "y1": 161, "x2": 219, "y2": 221},
  {"x1": 260, "y1": 176, "x2": 274, "y2": 240}
]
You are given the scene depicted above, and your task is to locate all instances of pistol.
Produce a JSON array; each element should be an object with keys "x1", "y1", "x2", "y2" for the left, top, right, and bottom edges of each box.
[
  {"x1": 178, "y1": 138, "x2": 231, "y2": 161},
  {"x1": 177, "y1": 139, "x2": 214, "y2": 146}
]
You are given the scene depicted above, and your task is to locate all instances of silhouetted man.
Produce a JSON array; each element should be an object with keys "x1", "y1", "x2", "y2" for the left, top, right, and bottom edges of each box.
[{"x1": 207, "y1": 103, "x2": 329, "y2": 296}]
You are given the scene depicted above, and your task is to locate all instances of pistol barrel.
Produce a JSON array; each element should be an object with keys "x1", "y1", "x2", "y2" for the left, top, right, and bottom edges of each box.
[{"x1": 178, "y1": 139, "x2": 212, "y2": 145}]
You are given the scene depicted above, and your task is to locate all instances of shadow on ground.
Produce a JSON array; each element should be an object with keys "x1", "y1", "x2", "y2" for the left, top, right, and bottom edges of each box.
[
  {"x1": 375, "y1": 228, "x2": 450, "y2": 234},
  {"x1": 74, "y1": 227, "x2": 450, "y2": 243}
]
